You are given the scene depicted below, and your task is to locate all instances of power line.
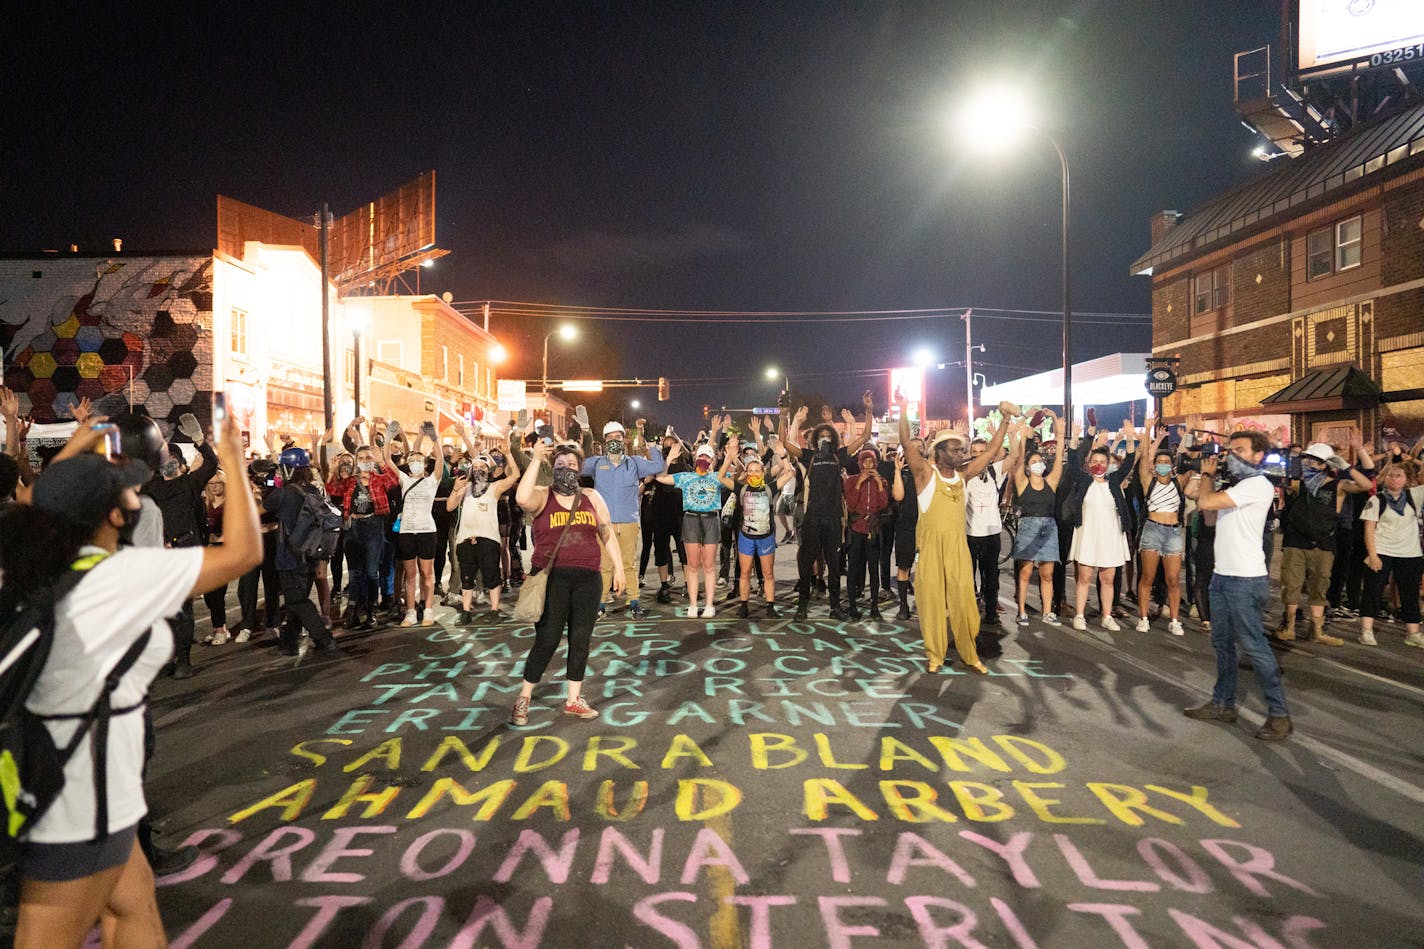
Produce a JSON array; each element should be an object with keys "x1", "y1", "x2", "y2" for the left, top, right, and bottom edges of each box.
[{"x1": 453, "y1": 300, "x2": 1151, "y2": 326}]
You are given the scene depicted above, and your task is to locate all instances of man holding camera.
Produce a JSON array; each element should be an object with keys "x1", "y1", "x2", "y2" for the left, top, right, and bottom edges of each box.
[
  {"x1": 1276, "y1": 435, "x2": 1374, "y2": 645},
  {"x1": 1185, "y1": 430, "x2": 1294, "y2": 741}
]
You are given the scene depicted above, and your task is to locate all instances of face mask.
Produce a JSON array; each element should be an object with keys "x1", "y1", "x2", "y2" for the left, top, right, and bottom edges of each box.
[
  {"x1": 116, "y1": 506, "x2": 141, "y2": 545},
  {"x1": 747, "y1": 474, "x2": 765, "y2": 488},
  {"x1": 695, "y1": 458, "x2": 712, "y2": 473},
  {"x1": 1302, "y1": 469, "x2": 1328, "y2": 494},
  {"x1": 338, "y1": 464, "x2": 354, "y2": 477},
  {"x1": 491, "y1": 452, "x2": 505, "y2": 466},
  {"x1": 471, "y1": 475, "x2": 489, "y2": 496},
  {"x1": 552, "y1": 466, "x2": 580, "y2": 496},
  {"x1": 1224, "y1": 453, "x2": 1261, "y2": 482},
  {"x1": 1107, "y1": 463, "x2": 1120, "y2": 475},
  {"x1": 816, "y1": 437, "x2": 832, "y2": 453},
  {"x1": 1154, "y1": 463, "x2": 1173, "y2": 478},
  {"x1": 407, "y1": 455, "x2": 424, "y2": 473},
  {"x1": 160, "y1": 460, "x2": 181, "y2": 479},
  {"x1": 1089, "y1": 463, "x2": 1107, "y2": 477},
  {"x1": 356, "y1": 461, "x2": 375, "y2": 473},
  {"x1": 1029, "y1": 461, "x2": 1047, "y2": 476},
  {"x1": 606, "y1": 439, "x2": 624, "y2": 456},
  {"x1": 390, "y1": 455, "x2": 404, "y2": 467}
]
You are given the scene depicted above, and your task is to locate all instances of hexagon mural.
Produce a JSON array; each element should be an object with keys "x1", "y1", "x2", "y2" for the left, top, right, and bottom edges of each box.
[{"x1": 0, "y1": 257, "x2": 214, "y2": 424}]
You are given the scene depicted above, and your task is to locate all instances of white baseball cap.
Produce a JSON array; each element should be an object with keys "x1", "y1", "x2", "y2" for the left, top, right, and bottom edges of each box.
[
  {"x1": 695, "y1": 444, "x2": 716, "y2": 459},
  {"x1": 1302, "y1": 443, "x2": 1334, "y2": 462},
  {"x1": 603, "y1": 421, "x2": 626, "y2": 438}
]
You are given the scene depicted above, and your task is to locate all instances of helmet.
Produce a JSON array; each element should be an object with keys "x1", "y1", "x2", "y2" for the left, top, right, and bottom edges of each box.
[
  {"x1": 109, "y1": 412, "x2": 169, "y2": 480},
  {"x1": 279, "y1": 446, "x2": 311, "y2": 469},
  {"x1": 603, "y1": 421, "x2": 626, "y2": 438}
]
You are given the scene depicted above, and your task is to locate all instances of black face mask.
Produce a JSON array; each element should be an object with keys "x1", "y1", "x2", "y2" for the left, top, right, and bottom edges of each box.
[
  {"x1": 816, "y1": 437, "x2": 833, "y2": 455},
  {"x1": 117, "y1": 506, "x2": 141, "y2": 546},
  {"x1": 552, "y1": 467, "x2": 581, "y2": 496}
]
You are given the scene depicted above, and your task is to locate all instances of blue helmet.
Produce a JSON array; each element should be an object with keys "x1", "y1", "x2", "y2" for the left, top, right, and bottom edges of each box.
[{"x1": 278, "y1": 446, "x2": 311, "y2": 469}]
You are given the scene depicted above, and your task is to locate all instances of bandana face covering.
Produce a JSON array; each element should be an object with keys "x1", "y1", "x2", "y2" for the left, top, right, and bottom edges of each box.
[
  {"x1": 747, "y1": 474, "x2": 765, "y2": 488},
  {"x1": 1088, "y1": 463, "x2": 1107, "y2": 477},
  {"x1": 552, "y1": 466, "x2": 580, "y2": 496},
  {"x1": 606, "y1": 439, "x2": 624, "y2": 457},
  {"x1": 695, "y1": 458, "x2": 711, "y2": 473},
  {"x1": 1225, "y1": 453, "x2": 1261, "y2": 482}
]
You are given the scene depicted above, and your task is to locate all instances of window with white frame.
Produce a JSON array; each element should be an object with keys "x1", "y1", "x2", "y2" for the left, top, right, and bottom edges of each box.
[
  {"x1": 230, "y1": 307, "x2": 248, "y2": 357},
  {"x1": 1193, "y1": 265, "x2": 1229, "y2": 314},
  {"x1": 1307, "y1": 215, "x2": 1362, "y2": 279}
]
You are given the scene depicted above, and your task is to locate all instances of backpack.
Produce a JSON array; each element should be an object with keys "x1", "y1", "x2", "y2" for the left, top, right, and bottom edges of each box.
[
  {"x1": 0, "y1": 553, "x2": 152, "y2": 864},
  {"x1": 285, "y1": 488, "x2": 343, "y2": 562}
]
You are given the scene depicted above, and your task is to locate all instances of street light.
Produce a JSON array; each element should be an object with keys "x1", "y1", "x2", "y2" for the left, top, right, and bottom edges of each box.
[
  {"x1": 961, "y1": 88, "x2": 1073, "y2": 424},
  {"x1": 764, "y1": 366, "x2": 780, "y2": 380},
  {"x1": 630, "y1": 399, "x2": 641, "y2": 410},
  {"x1": 542, "y1": 324, "x2": 577, "y2": 397}
]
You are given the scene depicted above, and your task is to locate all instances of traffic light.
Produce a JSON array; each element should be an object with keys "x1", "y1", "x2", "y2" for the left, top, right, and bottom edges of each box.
[
  {"x1": 702, "y1": 404, "x2": 710, "y2": 419},
  {"x1": 658, "y1": 376, "x2": 670, "y2": 402}
]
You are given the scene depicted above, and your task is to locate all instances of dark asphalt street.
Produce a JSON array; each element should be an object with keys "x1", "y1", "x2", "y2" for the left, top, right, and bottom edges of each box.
[{"x1": 145, "y1": 546, "x2": 1424, "y2": 948}]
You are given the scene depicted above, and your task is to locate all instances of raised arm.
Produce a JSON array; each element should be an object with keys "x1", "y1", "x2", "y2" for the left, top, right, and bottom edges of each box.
[
  {"x1": 717, "y1": 436, "x2": 739, "y2": 490},
  {"x1": 516, "y1": 441, "x2": 552, "y2": 514},
  {"x1": 896, "y1": 396, "x2": 931, "y2": 487},
  {"x1": 192, "y1": 417, "x2": 263, "y2": 595},
  {"x1": 843, "y1": 392, "x2": 875, "y2": 454},
  {"x1": 1045, "y1": 415, "x2": 1068, "y2": 491},
  {"x1": 494, "y1": 438, "x2": 522, "y2": 494},
  {"x1": 963, "y1": 413, "x2": 1011, "y2": 481},
  {"x1": 1138, "y1": 417, "x2": 1162, "y2": 492},
  {"x1": 781, "y1": 405, "x2": 808, "y2": 460}
]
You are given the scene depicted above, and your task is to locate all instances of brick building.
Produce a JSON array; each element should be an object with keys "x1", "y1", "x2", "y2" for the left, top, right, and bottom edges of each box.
[{"x1": 1134, "y1": 103, "x2": 1424, "y2": 445}]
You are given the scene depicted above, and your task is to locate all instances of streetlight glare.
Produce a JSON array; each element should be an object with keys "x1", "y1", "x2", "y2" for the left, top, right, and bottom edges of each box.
[
  {"x1": 961, "y1": 87, "x2": 1033, "y2": 151},
  {"x1": 765, "y1": 367, "x2": 780, "y2": 380},
  {"x1": 913, "y1": 347, "x2": 935, "y2": 368},
  {"x1": 558, "y1": 324, "x2": 577, "y2": 341},
  {"x1": 489, "y1": 343, "x2": 508, "y2": 365},
  {"x1": 630, "y1": 399, "x2": 641, "y2": 410}
]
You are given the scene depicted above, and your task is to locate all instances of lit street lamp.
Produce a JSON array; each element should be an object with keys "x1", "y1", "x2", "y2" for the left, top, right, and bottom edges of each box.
[
  {"x1": 962, "y1": 88, "x2": 1073, "y2": 423},
  {"x1": 542, "y1": 324, "x2": 577, "y2": 397}
]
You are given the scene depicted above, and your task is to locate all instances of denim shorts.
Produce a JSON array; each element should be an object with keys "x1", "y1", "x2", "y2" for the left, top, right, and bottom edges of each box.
[
  {"x1": 1139, "y1": 519, "x2": 1185, "y2": 556},
  {"x1": 22, "y1": 823, "x2": 137, "y2": 882},
  {"x1": 737, "y1": 532, "x2": 777, "y2": 557}
]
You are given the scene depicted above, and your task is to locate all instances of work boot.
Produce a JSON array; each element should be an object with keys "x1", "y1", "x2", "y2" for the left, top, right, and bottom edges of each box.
[
  {"x1": 793, "y1": 598, "x2": 809, "y2": 621},
  {"x1": 895, "y1": 602, "x2": 911, "y2": 621},
  {"x1": 868, "y1": 604, "x2": 883, "y2": 622},
  {"x1": 828, "y1": 599, "x2": 848, "y2": 621},
  {"x1": 764, "y1": 602, "x2": 780, "y2": 618},
  {"x1": 1254, "y1": 715, "x2": 1293, "y2": 741},
  {"x1": 1183, "y1": 702, "x2": 1237, "y2": 723},
  {"x1": 656, "y1": 583, "x2": 672, "y2": 604},
  {"x1": 737, "y1": 601, "x2": 750, "y2": 618},
  {"x1": 1310, "y1": 632, "x2": 1344, "y2": 647}
]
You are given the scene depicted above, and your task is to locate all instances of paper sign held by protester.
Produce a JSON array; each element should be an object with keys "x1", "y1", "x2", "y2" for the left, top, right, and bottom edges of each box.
[{"x1": 497, "y1": 380, "x2": 527, "y2": 412}]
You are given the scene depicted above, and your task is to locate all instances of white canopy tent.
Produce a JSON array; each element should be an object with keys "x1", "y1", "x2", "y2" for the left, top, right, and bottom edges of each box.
[{"x1": 979, "y1": 353, "x2": 1152, "y2": 420}]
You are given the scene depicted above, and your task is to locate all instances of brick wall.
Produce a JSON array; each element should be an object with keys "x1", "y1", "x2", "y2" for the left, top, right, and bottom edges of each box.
[
  {"x1": 0, "y1": 255, "x2": 214, "y2": 426},
  {"x1": 1151, "y1": 277, "x2": 1189, "y2": 349},
  {"x1": 1375, "y1": 286, "x2": 1424, "y2": 344},
  {"x1": 1381, "y1": 176, "x2": 1424, "y2": 286},
  {"x1": 1231, "y1": 238, "x2": 1290, "y2": 327}
]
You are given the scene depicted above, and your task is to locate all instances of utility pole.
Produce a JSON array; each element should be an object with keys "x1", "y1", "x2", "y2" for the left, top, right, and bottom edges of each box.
[
  {"x1": 962, "y1": 308, "x2": 974, "y2": 429},
  {"x1": 319, "y1": 203, "x2": 334, "y2": 432}
]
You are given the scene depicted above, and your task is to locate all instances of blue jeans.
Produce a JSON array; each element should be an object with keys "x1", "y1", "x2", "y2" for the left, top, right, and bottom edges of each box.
[{"x1": 1209, "y1": 574, "x2": 1288, "y2": 717}]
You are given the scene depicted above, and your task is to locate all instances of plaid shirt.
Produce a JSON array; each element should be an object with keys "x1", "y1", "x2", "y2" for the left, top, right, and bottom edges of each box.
[{"x1": 327, "y1": 466, "x2": 400, "y2": 516}]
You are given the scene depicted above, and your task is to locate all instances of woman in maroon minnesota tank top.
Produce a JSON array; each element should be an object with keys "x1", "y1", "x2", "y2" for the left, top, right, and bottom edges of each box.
[{"x1": 512, "y1": 441, "x2": 624, "y2": 724}]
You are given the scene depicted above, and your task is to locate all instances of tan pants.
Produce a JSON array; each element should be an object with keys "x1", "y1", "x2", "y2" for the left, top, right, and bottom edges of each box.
[{"x1": 600, "y1": 521, "x2": 641, "y2": 606}]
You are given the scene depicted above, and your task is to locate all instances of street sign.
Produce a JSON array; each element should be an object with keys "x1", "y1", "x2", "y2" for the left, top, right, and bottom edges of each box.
[
  {"x1": 561, "y1": 380, "x2": 604, "y2": 392},
  {"x1": 751, "y1": 407, "x2": 781, "y2": 415},
  {"x1": 497, "y1": 379, "x2": 526, "y2": 411},
  {"x1": 1145, "y1": 367, "x2": 1178, "y2": 397}
]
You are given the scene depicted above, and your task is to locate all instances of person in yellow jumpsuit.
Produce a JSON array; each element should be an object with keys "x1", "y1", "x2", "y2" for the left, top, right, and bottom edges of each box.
[{"x1": 897, "y1": 395, "x2": 1013, "y2": 673}]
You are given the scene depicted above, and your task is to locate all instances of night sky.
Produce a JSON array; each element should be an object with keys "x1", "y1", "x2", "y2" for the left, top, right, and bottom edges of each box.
[{"x1": 4, "y1": 2, "x2": 1283, "y2": 430}]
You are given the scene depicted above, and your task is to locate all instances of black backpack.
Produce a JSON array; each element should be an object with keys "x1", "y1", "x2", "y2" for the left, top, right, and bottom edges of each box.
[
  {"x1": 285, "y1": 488, "x2": 343, "y2": 562},
  {"x1": 0, "y1": 553, "x2": 151, "y2": 864}
]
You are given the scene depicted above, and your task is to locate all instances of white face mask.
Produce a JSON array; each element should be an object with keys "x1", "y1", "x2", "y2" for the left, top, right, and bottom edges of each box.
[{"x1": 1028, "y1": 461, "x2": 1047, "y2": 476}]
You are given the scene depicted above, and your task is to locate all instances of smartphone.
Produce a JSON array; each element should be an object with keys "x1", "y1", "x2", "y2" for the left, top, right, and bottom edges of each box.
[
  {"x1": 1086, "y1": 407, "x2": 1098, "y2": 427},
  {"x1": 90, "y1": 423, "x2": 121, "y2": 460},
  {"x1": 537, "y1": 423, "x2": 554, "y2": 445},
  {"x1": 212, "y1": 392, "x2": 228, "y2": 442}
]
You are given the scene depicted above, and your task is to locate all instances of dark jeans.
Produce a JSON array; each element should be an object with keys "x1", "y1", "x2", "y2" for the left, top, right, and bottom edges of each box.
[
  {"x1": 1209, "y1": 574, "x2": 1288, "y2": 717},
  {"x1": 877, "y1": 519, "x2": 895, "y2": 589},
  {"x1": 169, "y1": 600, "x2": 195, "y2": 669},
  {"x1": 523, "y1": 567, "x2": 602, "y2": 683},
  {"x1": 1052, "y1": 522, "x2": 1074, "y2": 612},
  {"x1": 344, "y1": 515, "x2": 386, "y2": 609},
  {"x1": 1327, "y1": 522, "x2": 1368, "y2": 610},
  {"x1": 278, "y1": 564, "x2": 335, "y2": 653},
  {"x1": 1193, "y1": 525, "x2": 1216, "y2": 622},
  {"x1": 1361, "y1": 555, "x2": 1424, "y2": 624},
  {"x1": 203, "y1": 584, "x2": 228, "y2": 629},
  {"x1": 967, "y1": 533, "x2": 1001, "y2": 617},
  {"x1": 845, "y1": 530, "x2": 880, "y2": 606},
  {"x1": 433, "y1": 503, "x2": 453, "y2": 588},
  {"x1": 797, "y1": 514, "x2": 843, "y2": 604},
  {"x1": 330, "y1": 533, "x2": 345, "y2": 596},
  {"x1": 238, "y1": 531, "x2": 281, "y2": 630}
]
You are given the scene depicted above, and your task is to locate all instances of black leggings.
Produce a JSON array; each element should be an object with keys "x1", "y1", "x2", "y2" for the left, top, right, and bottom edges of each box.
[
  {"x1": 646, "y1": 510, "x2": 686, "y2": 574},
  {"x1": 797, "y1": 514, "x2": 843, "y2": 602},
  {"x1": 1193, "y1": 526, "x2": 1216, "y2": 622},
  {"x1": 1361, "y1": 555, "x2": 1424, "y2": 623},
  {"x1": 523, "y1": 568, "x2": 602, "y2": 683},
  {"x1": 203, "y1": 583, "x2": 229, "y2": 629},
  {"x1": 239, "y1": 531, "x2": 281, "y2": 630},
  {"x1": 845, "y1": 531, "x2": 881, "y2": 604}
]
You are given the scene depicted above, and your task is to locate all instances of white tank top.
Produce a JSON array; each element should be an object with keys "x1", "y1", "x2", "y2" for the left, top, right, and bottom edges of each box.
[
  {"x1": 456, "y1": 490, "x2": 501, "y2": 543},
  {"x1": 917, "y1": 470, "x2": 962, "y2": 513}
]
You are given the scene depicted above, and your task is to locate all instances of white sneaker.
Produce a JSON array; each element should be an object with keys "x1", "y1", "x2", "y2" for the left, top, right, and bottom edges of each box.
[
  {"x1": 701, "y1": 604, "x2": 716, "y2": 618},
  {"x1": 1042, "y1": 612, "x2": 1061, "y2": 627},
  {"x1": 716, "y1": 578, "x2": 727, "y2": 588},
  {"x1": 1404, "y1": 632, "x2": 1424, "y2": 649},
  {"x1": 399, "y1": 610, "x2": 417, "y2": 627},
  {"x1": 1168, "y1": 619, "x2": 1184, "y2": 637},
  {"x1": 1072, "y1": 615, "x2": 1087, "y2": 631},
  {"x1": 684, "y1": 605, "x2": 700, "y2": 618},
  {"x1": 234, "y1": 628, "x2": 252, "y2": 643},
  {"x1": 210, "y1": 628, "x2": 231, "y2": 645},
  {"x1": 1102, "y1": 616, "x2": 1121, "y2": 632},
  {"x1": 1359, "y1": 629, "x2": 1377, "y2": 646},
  {"x1": 420, "y1": 614, "x2": 436, "y2": 627},
  {"x1": 1135, "y1": 616, "x2": 1151, "y2": 633}
]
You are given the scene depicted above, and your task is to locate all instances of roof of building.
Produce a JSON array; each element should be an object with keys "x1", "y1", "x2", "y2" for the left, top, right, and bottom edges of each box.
[
  {"x1": 1131, "y1": 103, "x2": 1424, "y2": 278},
  {"x1": 1262, "y1": 366, "x2": 1380, "y2": 406}
]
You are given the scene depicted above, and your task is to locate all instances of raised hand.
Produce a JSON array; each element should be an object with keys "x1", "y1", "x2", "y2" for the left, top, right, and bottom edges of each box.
[
  {"x1": 948, "y1": 418, "x2": 968, "y2": 435},
  {"x1": 862, "y1": 390, "x2": 874, "y2": 412},
  {"x1": 0, "y1": 387, "x2": 17, "y2": 419},
  {"x1": 840, "y1": 408, "x2": 855, "y2": 427},
  {"x1": 72, "y1": 395, "x2": 93, "y2": 426},
  {"x1": 820, "y1": 404, "x2": 833, "y2": 423},
  {"x1": 748, "y1": 415, "x2": 762, "y2": 433}
]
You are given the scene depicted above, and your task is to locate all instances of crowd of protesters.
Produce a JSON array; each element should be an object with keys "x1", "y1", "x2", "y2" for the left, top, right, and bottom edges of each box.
[{"x1": 1, "y1": 379, "x2": 1423, "y2": 943}]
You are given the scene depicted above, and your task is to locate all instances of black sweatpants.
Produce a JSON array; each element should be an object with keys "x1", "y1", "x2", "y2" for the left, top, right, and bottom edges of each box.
[
  {"x1": 523, "y1": 567, "x2": 602, "y2": 683},
  {"x1": 967, "y1": 533, "x2": 1001, "y2": 617},
  {"x1": 845, "y1": 530, "x2": 881, "y2": 606},
  {"x1": 798, "y1": 514, "x2": 843, "y2": 603},
  {"x1": 239, "y1": 531, "x2": 281, "y2": 630},
  {"x1": 278, "y1": 564, "x2": 335, "y2": 653},
  {"x1": 1193, "y1": 525, "x2": 1216, "y2": 622}
]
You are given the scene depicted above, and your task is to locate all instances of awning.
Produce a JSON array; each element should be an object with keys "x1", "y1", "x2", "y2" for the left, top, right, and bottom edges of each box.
[
  {"x1": 1261, "y1": 366, "x2": 1380, "y2": 414},
  {"x1": 978, "y1": 353, "x2": 1152, "y2": 415}
]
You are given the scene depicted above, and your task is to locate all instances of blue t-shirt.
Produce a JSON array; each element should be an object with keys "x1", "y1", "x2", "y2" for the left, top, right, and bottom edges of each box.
[{"x1": 672, "y1": 471, "x2": 723, "y2": 513}]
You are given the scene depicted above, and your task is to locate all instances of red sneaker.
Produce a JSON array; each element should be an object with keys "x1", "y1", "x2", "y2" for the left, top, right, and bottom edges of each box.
[
  {"x1": 563, "y1": 696, "x2": 599, "y2": 720},
  {"x1": 511, "y1": 696, "x2": 530, "y2": 726}
]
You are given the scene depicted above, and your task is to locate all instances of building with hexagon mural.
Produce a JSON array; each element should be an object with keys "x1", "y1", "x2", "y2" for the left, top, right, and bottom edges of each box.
[{"x1": 0, "y1": 254, "x2": 214, "y2": 428}]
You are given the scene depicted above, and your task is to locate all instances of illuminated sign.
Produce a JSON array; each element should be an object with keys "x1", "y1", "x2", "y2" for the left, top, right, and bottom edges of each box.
[
  {"x1": 888, "y1": 366, "x2": 925, "y2": 419},
  {"x1": 1296, "y1": 0, "x2": 1424, "y2": 75}
]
